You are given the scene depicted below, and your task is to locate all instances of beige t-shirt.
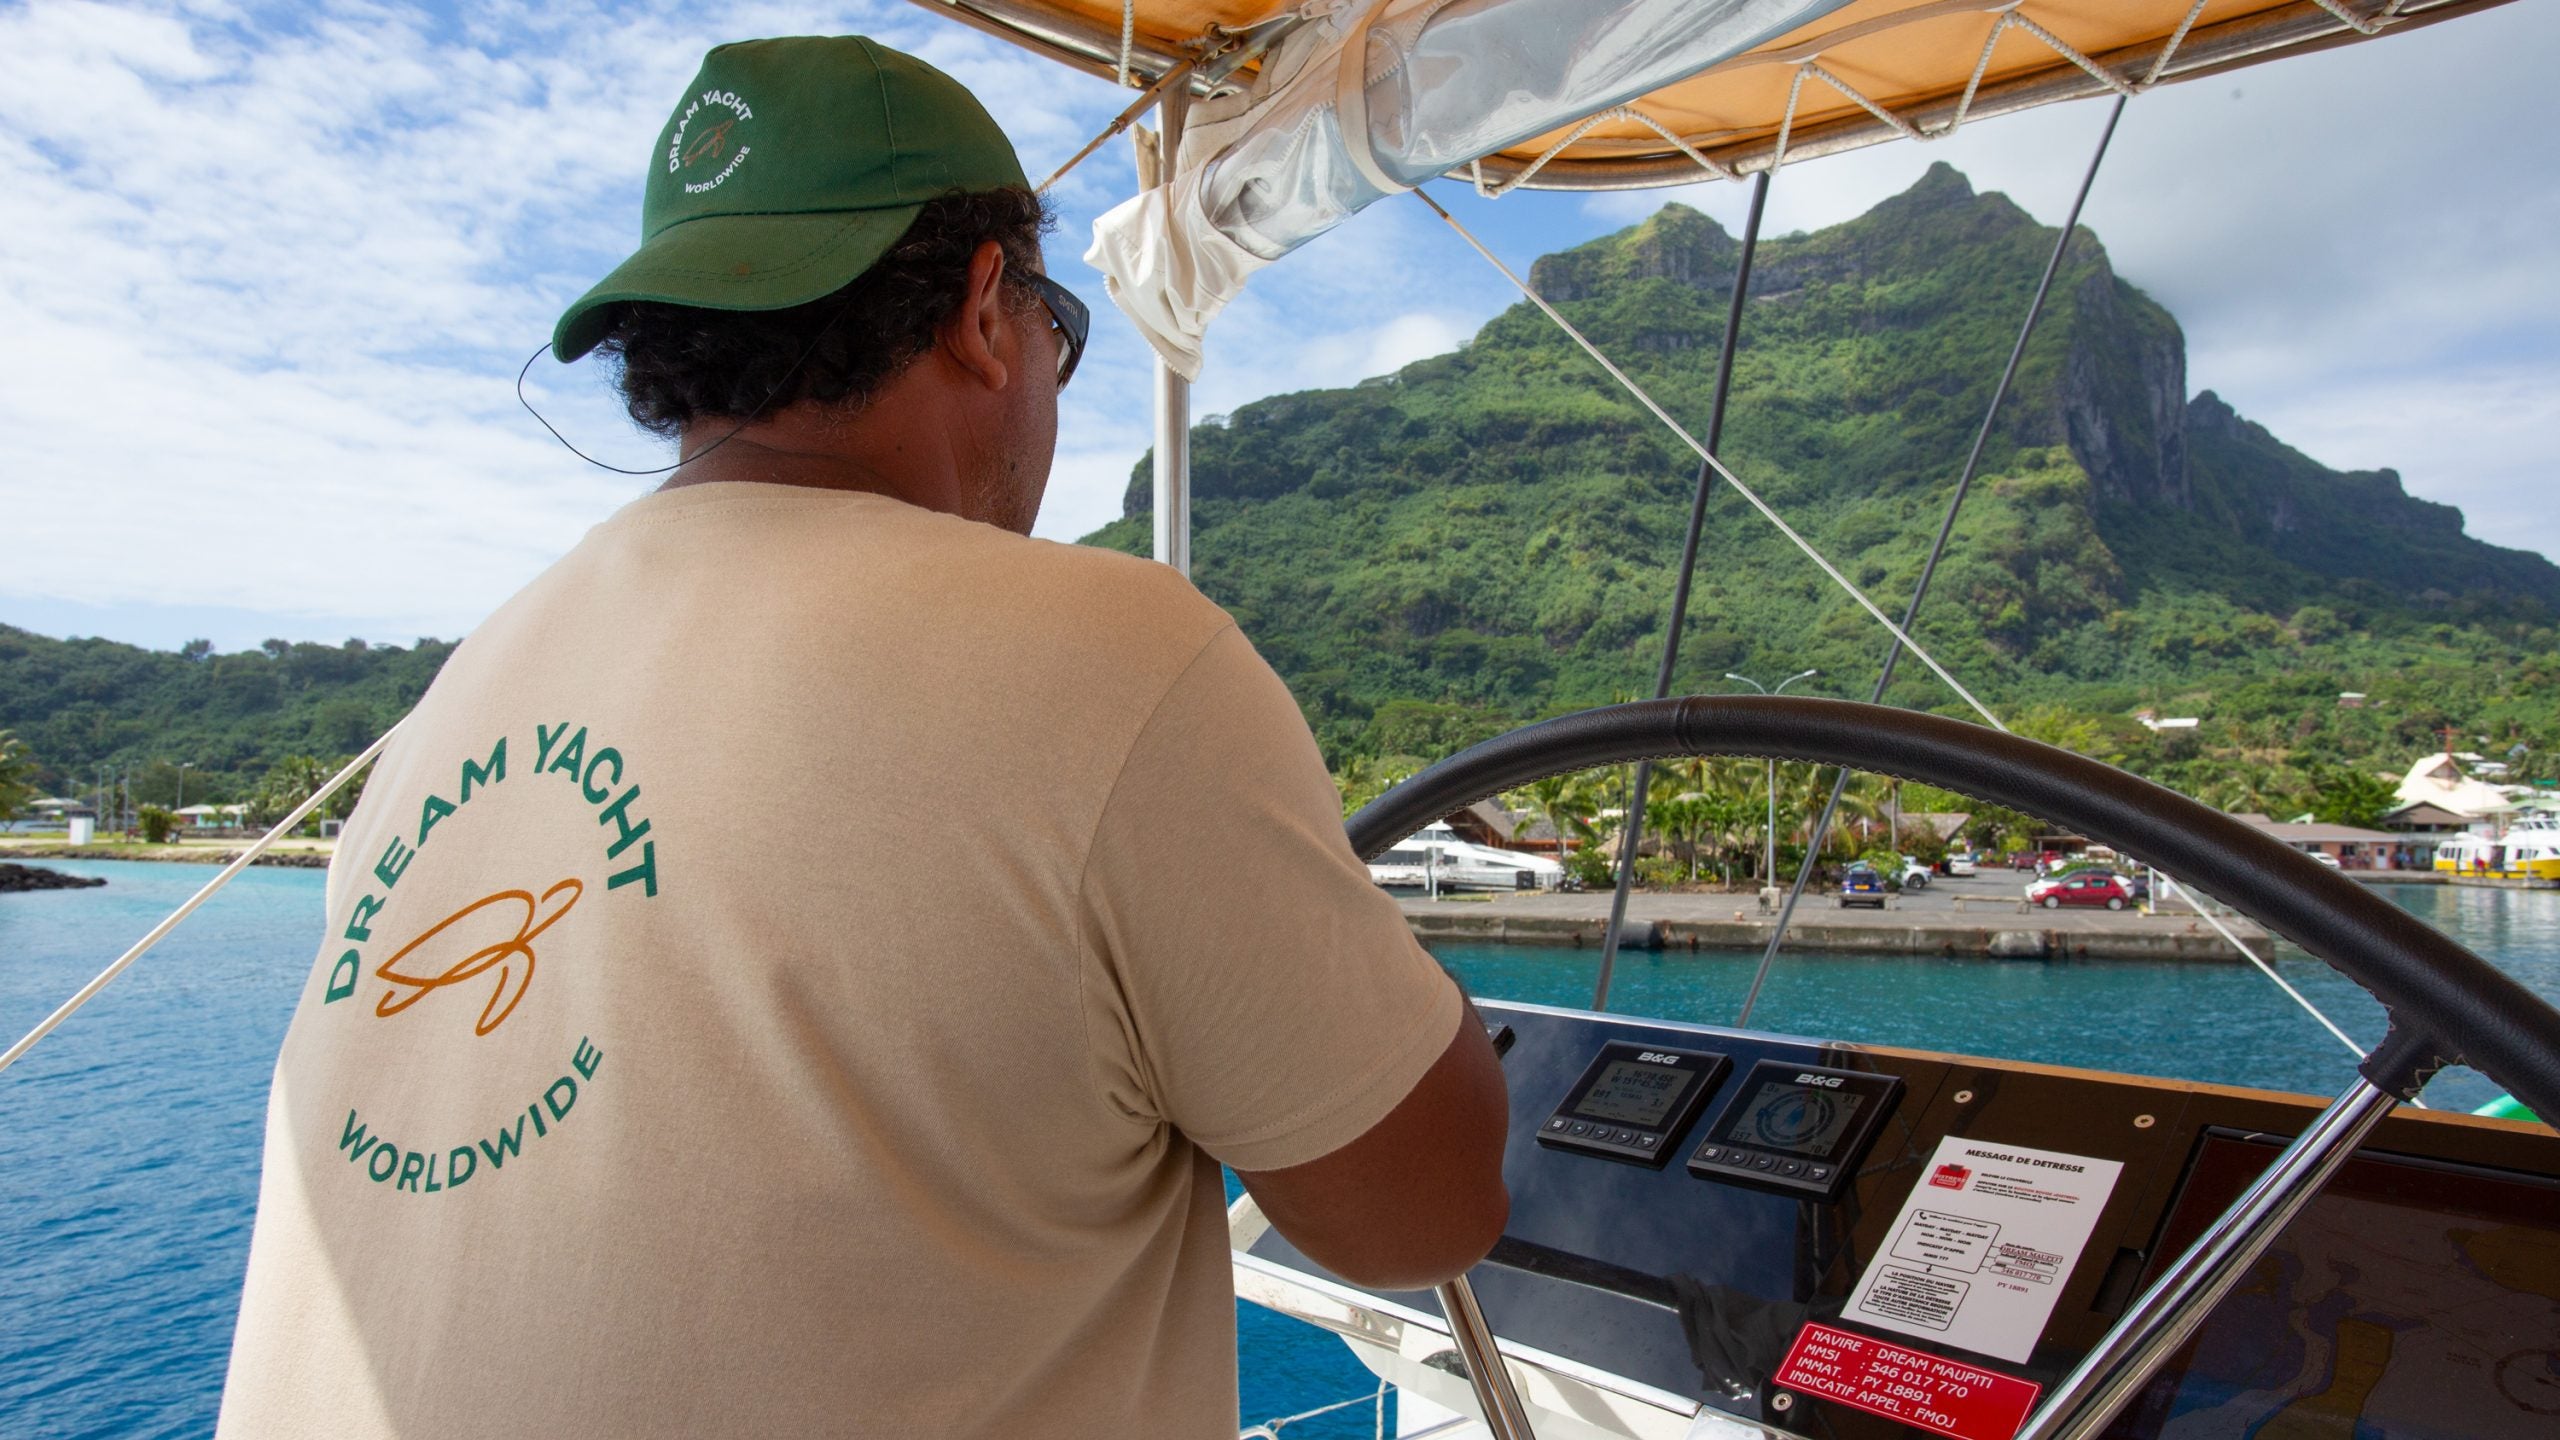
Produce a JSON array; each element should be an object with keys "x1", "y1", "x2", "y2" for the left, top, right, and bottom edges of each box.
[{"x1": 218, "y1": 483, "x2": 1462, "y2": 1439}]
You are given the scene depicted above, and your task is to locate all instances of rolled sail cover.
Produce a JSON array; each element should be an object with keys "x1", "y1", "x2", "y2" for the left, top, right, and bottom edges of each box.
[{"x1": 1087, "y1": 0, "x2": 1848, "y2": 375}]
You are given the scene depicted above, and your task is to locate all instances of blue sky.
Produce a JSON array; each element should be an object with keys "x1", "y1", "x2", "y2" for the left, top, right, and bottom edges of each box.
[{"x1": 4, "y1": 0, "x2": 2554, "y2": 654}]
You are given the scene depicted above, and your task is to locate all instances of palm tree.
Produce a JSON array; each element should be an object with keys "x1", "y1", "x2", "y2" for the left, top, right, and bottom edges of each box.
[
  {"x1": 1508, "y1": 770, "x2": 1606, "y2": 858},
  {"x1": 1333, "y1": 753, "x2": 1422, "y2": 818},
  {"x1": 0, "y1": 730, "x2": 34, "y2": 826},
  {"x1": 2209, "y1": 763, "x2": 2308, "y2": 818},
  {"x1": 253, "y1": 755, "x2": 335, "y2": 830}
]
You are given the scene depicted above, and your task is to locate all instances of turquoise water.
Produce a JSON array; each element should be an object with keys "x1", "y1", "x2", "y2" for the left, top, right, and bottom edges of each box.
[{"x1": 3, "y1": 861, "x2": 2554, "y2": 1437}]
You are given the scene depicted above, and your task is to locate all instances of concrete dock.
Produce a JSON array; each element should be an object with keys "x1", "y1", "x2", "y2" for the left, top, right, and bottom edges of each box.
[{"x1": 1400, "y1": 870, "x2": 2277, "y2": 961}]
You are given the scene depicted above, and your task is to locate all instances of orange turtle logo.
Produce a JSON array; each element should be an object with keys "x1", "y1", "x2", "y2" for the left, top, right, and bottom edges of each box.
[
  {"x1": 374, "y1": 879, "x2": 583, "y2": 1037},
  {"x1": 681, "y1": 117, "x2": 738, "y2": 169}
]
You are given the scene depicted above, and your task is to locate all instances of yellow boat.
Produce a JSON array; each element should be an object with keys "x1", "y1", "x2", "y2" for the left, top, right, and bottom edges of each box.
[{"x1": 2436, "y1": 815, "x2": 2560, "y2": 880}]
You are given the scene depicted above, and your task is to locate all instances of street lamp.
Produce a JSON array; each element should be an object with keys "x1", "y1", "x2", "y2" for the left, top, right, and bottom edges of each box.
[{"x1": 1726, "y1": 670, "x2": 1820, "y2": 887}]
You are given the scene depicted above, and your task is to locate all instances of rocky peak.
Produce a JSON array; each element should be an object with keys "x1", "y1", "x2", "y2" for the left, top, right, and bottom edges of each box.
[
  {"x1": 1871, "y1": 159, "x2": 1977, "y2": 216},
  {"x1": 1530, "y1": 203, "x2": 1738, "y2": 302}
]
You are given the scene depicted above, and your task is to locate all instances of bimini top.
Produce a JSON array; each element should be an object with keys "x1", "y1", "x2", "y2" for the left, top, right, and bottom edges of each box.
[
  {"x1": 922, "y1": 0, "x2": 2496, "y2": 187},
  {"x1": 911, "y1": 0, "x2": 2499, "y2": 368}
]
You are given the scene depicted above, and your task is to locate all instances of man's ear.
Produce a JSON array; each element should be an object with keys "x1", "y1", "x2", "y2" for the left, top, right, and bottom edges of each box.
[{"x1": 941, "y1": 240, "x2": 1013, "y2": 391}]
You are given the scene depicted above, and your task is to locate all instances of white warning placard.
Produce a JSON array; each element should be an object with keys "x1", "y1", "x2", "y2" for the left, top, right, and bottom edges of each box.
[{"x1": 1844, "y1": 1136, "x2": 2123, "y2": 1363}]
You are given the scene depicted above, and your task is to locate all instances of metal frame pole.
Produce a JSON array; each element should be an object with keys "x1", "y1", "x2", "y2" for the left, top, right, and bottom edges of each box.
[
  {"x1": 2014, "y1": 1057, "x2": 2409, "y2": 1439},
  {"x1": 1592, "y1": 170, "x2": 1769, "y2": 1011},
  {"x1": 1150, "y1": 85, "x2": 1194, "y2": 575},
  {"x1": 1436, "y1": 1276, "x2": 1538, "y2": 1439},
  {"x1": 1737, "y1": 96, "x2": 2126, "y2": 1027},
  {"x1": 1766, "y1": 758, "x2": 1776, "y2": 886}
]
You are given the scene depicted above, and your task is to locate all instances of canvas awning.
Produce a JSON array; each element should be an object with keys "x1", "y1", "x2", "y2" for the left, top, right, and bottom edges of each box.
[{"x1": 914, "y1": 0, "x2": 2506, "y2": 367}]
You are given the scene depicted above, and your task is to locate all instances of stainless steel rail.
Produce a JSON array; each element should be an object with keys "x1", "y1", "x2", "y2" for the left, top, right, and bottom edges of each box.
[
  {"x1": 1150, "y1": 84, "x2": 1193, "y2": 576},
  {"x1": 2010, "y1": 1074, "x2": 2402, "y2": 1440},
  {"x1": 1436, "y1": 1275, "x2": 1539, "y2": 1440}
]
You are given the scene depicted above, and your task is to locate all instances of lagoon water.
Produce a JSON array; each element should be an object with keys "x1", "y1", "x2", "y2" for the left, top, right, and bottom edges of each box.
[{"x1": 4, "y1": 860, "x2": 2555, "y2": 1437}]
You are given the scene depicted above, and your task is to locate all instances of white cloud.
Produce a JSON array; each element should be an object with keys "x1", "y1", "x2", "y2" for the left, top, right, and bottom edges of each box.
[
  {"x1": 3, "y1": 0, "x2": 2555, "y2": 653},
  {"x1": 0, "y1": 0, "x2": 1129, "y2": 645}
]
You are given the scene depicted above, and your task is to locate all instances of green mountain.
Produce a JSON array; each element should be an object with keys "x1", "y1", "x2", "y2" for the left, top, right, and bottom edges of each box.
[
  {"x1": 1081, "y1": 164, "x2": 2560, "y2": 788},
  {"x1": 6, "y1": 165, "x2": 2556, "y2": 814}
]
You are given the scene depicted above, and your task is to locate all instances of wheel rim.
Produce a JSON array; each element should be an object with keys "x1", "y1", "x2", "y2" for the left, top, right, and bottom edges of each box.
[{"x1": 1345, "y1": 695, "x2": 2560, "y2": 1120}]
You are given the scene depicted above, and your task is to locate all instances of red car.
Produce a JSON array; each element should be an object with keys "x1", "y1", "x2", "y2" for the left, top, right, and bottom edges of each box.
[{"x1": 2025, "y1": 872, "x2": 2133, "y2": 910}]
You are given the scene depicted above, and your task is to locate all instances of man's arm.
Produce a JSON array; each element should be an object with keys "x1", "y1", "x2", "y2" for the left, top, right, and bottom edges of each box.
[
  {"x1": 1075, "y1": 622, "x2": 1512, "y2": 1287},
  {"x1": 1236, "y1": 999, "x2": 1509, "y2": 1291}
]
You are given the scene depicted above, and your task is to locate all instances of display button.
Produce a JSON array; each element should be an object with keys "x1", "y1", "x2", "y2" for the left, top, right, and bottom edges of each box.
[
  {"x1": 1547, "y1": 1117, "x2": 1568, "y2": 1132},
  {"x1": 1613, "y1": 1129, "x2": 1635, "y2": 1144},
  {"x1": 1724, "y1": 1150, "x2": 1754, "y2": 1168},
  {"x1": 1752, "y1": 1153, "x2": 1778, "y2": 1171},
  {"x1": 1637, "y1": 1134, "x2": 1658, "y2": 1150},
  {"x1": 1569, "y1": 1122, "x2": 1591, "y2": 1136},
  {"x1": 1807, "y1": 1163, "x2": 1834, "y2": 1184},
  {"x1": 1779, "y1": 1159, "x2": 1806, "y2": 1177},
  {"x1": 1695, "y1": 1145, "x2": 1722, "y2": 1162}
]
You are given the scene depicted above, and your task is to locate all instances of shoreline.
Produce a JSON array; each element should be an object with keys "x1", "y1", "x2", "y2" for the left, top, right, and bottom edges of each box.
[
  {"x1": 1399, "y1": 886, "x2": 2287, "y2": 961},
  {"x1": 9, "y1": 851, "x2": 2533, "y2": 951},
  {"x1": 0, "y1": 843, "x2": 333, "y2": 869}
]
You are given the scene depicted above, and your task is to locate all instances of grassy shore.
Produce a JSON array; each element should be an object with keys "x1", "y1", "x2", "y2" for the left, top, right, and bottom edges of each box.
[{"x1": 0, "y1": 835, "x2": 336, "y2": 867}]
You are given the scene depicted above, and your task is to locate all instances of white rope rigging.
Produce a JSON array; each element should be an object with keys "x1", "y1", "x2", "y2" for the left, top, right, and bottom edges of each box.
[
  {"x1": 1770, "y1": 62, "x2": 1811, "y2": 171},
  {"x1": 1413, "y1": 187, "x2": 2009, "y2": 732},
  {"x1": 2156, "y1": 881, "x2": 2402, "y2": 1094},
  {"x1": 1116, "y1": 0, "x2": 1137, "y2": 86},
  {"x1": 1472, "y1": 105, "x2": 1738, "y2": 199},
  {"x1": 2141, "y1": 0, "x2": 2213, "y2": 89},
  {"x1": 0, "y1": 725, "x2": 400, "y2": 1078},
  {"x1": 2308, "y1": 0, "x2": 2386, "y2": 36}
]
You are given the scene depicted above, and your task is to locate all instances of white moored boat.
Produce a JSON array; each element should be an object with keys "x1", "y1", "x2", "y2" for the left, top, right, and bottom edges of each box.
[{"x1": 1370, "y1": 821, "x2": 1567, "y2": 893}]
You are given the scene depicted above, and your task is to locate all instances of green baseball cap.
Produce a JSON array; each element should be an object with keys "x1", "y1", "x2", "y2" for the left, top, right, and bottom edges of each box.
[{"x1": 552, "y1": 35, "x2": 1029, "y2": 362}]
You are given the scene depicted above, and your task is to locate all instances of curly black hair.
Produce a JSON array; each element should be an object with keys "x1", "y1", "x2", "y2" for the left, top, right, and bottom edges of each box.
[{"x1": 597, "y1": 189, "x2": 1053, "y2": 436}]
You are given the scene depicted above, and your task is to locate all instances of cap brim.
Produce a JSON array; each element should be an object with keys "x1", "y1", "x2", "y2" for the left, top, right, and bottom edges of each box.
[{"x1": 552, "y1": 203, "x2": 927, "y2": 361}]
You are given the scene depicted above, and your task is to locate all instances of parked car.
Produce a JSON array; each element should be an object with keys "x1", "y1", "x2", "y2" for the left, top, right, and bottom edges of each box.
[
  {"x1": 1894, "y1": 855, "x2": 1931, "y2": 890},
  {"x1": 1947, "y1": 853, "x2": 1978, "y2": 877},
  {"x1": 2025, "y1": 871, "x2": 2134, "y2": 910},
  {"x1": 1840, "y1": 865, "x2": 1889, "y2": 908},
  {"x1": 2309, "y1": 853, "x2": 2342, "y2": 870}
]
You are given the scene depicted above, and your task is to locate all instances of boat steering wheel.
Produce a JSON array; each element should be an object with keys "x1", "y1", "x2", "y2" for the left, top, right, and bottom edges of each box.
[
  {"x1": 1345, "y1": 695, "x2": 2560, "y2": 1119},
  {"x1": 1341, "y1": 696, "x2": 2560, "y2": 1439}
]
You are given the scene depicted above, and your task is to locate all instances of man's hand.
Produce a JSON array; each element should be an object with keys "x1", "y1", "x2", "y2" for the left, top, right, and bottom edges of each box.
[{"x1": 1236, "y1": 998, "x2": 1510, "y2": 1291}]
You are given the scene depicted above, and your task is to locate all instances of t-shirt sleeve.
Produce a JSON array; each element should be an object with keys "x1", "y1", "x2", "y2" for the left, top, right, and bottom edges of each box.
[{"x1": 1077, "y1": 624, "x2": 1466, "y2": 1174}]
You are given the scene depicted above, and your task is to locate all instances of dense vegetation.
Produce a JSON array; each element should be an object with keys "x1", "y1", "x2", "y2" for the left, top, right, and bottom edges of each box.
[
  {"x1": 5, "y1": 166, "x2": 2554, "y2": 845},
  {"x1": 0, "y1": 631, "x2": 444, "y2": 816},
  {"x1": 1081, "y1": 165, "x2": 2560, "y2": 823}
]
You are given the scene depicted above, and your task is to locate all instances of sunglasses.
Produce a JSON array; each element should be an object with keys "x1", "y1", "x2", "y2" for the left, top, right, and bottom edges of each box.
[{"x1": 1019, "y1": 270, "x2": 1089, "y2": 388}]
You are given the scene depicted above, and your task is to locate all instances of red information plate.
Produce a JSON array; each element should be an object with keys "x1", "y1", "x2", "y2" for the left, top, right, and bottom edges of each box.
[{"x1": 1775, "y1": 1322, "x2": 2042, "y2": 1440}]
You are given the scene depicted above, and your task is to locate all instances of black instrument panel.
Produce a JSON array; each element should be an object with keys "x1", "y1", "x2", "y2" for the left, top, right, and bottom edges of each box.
[
  {"x1": 1538, "y1": 1042, "x2": 1728, "y2": 1166},
  {"x1": 1687, "y1": 1059, "x2": 1902, "y2": 1201},
  {"x1": 1240, "y1": 999, "x2": 2560, "y2": 1438},
  {"x1": 1251, "y1": 1002, "x2": 1947, "y2": 1413}
]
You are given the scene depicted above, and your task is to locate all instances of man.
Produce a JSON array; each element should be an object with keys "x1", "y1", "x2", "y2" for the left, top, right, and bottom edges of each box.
[{"x1": 218, "y1": 34, "x2": 1508, "y2": 1440}]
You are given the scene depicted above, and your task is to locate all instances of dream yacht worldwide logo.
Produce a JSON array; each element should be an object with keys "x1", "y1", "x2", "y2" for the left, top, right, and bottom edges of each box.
[
  {"x1": 668, "y1": 87, "x2": 754, "y2": 195},
  {"x1": 311, "y1": 723, "x2": 664, "y2": 1197}
]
